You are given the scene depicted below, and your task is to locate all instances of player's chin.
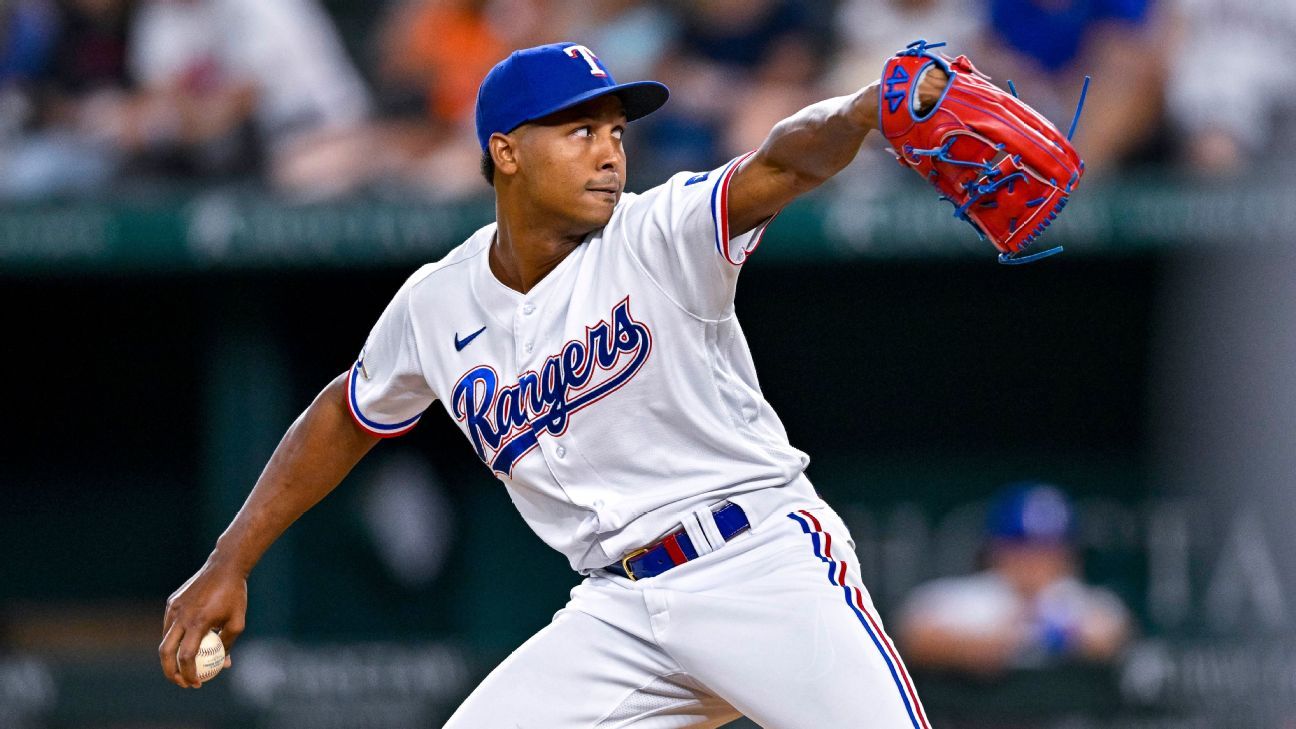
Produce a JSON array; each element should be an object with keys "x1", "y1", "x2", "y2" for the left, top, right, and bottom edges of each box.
[{"x1": 578, "y1": 191, "x2": 618, "y2": 223}]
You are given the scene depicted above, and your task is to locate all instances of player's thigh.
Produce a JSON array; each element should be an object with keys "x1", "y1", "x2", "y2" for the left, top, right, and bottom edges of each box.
[
  {"x1": 444, "y1": 609, "x2": 737, "y2": 729},
  {"x1": 661, "y1": 506, "x2": 930, "y2": 729}
]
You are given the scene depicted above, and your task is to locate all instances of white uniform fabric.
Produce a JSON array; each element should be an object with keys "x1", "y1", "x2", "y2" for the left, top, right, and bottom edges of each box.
[
  {"x1": 446, "y1": 501, "x2": 929, "y2": 728},
  {"x1": 349, "y1": 154, "x2": 931, "y2": 727},
  {"x1": 348, "y1": 153, "x2": 811, "y2": 573}
]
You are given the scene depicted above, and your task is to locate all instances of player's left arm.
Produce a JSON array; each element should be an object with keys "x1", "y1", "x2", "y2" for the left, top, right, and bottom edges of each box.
[{"x1": 726, "y1": 71, "x2": 948, "y2": 236}]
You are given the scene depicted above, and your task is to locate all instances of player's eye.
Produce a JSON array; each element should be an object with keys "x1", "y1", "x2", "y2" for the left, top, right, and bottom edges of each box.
[
  {"x1": 572, "y1": 126, "x2": 592, "y2": 138},
  {"x1": 612, "y1": 126, "x2": 625, "y2": 140}
]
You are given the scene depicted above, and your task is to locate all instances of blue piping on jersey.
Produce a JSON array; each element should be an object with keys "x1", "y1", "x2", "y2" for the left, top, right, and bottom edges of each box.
[
  {"x1": 711, "y1": 156, "x2": 742, "y2": 259},
  {"x1": 349, "y1": 361, "x2": 422, "y2": 433}
]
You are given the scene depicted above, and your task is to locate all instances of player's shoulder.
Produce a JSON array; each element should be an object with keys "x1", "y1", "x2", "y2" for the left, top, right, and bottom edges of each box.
[
  {"x1": 401, "y1": 223, "x2": 493, "y2": 296},
  {"x1": 613, "y1": 157, "x2": 749, "y2": 216},
  {"x1": 633, "y1": 166, "x2": 728, "y2": 200},
  {"x1": 606, "y1": 167, "x2": 725, "y2": 230}
]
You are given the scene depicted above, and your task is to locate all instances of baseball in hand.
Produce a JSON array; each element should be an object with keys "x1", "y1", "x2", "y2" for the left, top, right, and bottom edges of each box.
[{"x1": 194, "y1": 630, "x2": 226, "y2": 684}]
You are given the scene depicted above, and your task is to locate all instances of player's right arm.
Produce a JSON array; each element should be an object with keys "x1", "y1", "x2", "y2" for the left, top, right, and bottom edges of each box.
[
  {"x1": 161, "y1": 270, "x2": 436, "y2": 688},
  {"x1": 159, "y1": 372, "x2": 380, "y2": 688}
]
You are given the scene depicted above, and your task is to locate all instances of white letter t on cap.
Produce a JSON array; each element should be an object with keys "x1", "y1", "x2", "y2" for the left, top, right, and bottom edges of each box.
[{"x1": 565, "y1": 45, "x2": 607, "y2": 77}]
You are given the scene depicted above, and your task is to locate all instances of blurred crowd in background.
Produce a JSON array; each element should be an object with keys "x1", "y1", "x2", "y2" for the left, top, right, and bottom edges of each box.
[
  {"x1": 897, "y1": 482, "x2": 1132, "y2": 676},
  {"x1": 0, "y1": 0, "x2": 1292, "y2": 203},
  {"x1": 6, "y1": 5, "x2": 1295, "y2": 726}
]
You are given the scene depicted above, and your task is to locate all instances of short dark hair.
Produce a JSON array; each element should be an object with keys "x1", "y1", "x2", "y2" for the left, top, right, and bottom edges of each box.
[{"x1": 480, "y1": 151, "x2": 495, "y2": 187}]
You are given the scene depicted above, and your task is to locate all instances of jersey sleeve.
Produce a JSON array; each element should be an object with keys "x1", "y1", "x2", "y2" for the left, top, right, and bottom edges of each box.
[
  {"x1": 346, "y1": 276, "x2": 436, "y2": 438},
  {"x1": 619, "y1": 151, "x2": 779, "y2": 319}
]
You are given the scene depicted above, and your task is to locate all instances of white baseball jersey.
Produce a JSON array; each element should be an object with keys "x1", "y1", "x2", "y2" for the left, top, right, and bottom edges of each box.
[
  {"x1": 348, "y1": 153, "x2": 932, "y2": 729},
  {"x1": 347, "y1": 152, "x2": 812, "y2": 572}
]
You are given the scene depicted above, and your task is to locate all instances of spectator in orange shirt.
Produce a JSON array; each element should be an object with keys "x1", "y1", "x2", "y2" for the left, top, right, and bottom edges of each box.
[{"x1": 377, "y1": 0, "x2": 507, "y2": 127}]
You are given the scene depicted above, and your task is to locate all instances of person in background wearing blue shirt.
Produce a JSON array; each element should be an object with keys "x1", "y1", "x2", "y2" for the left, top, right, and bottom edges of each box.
[{"x1": 981, "y1": 0, "x2": 1167, "y2": 173}]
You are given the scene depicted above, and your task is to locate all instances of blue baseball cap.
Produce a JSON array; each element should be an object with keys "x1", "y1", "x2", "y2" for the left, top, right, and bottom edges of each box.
[
  {"x1": 474, "y1": 42, "x2": 670, "y2": 152},
  {"x1": 986, "y1": 482, "x2": 1075, "y2": 544}
]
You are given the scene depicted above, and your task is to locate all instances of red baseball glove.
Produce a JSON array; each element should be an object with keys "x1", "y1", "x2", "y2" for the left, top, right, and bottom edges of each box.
[{"x1": 879, "y1": 40, "x2": 1089, "y2": 264}]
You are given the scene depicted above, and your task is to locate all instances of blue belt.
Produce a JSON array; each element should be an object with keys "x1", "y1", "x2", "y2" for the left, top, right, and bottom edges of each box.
[{"x1": 605, "y1": 502, "x2": 750, "y2": 581}]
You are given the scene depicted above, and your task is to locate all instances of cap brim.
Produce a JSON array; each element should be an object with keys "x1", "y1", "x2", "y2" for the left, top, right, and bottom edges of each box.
[
  {"x1": 612, "y1": 81, "x2": 671, "y2": 122},
  {"x1": 510, "y1": 81, "x2": 670, "y2": 132}
]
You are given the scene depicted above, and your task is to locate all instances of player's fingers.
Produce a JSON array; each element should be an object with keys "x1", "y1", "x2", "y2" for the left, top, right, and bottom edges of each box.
[
  {"x1": 174, "y1": 625, "x2": 205, "y2": 689},
  {"x1": 158, "y1": 622, "x2": 186, "y2": 687},
  {"x1": 163, "y1": 572, "x2": 200, "y2": 631},
  {"x1": 915, "y1": 67, "x2": 950, "y2": 113},
  {"x1": 223, "y1": 655, "x2": 232, "y2": 670},
  {"x1": 220, "y1": 613, "x2": 245, "y2": 651},
  {"x1": 162, "y1": 588, "x2": 190, "y2": 634}
]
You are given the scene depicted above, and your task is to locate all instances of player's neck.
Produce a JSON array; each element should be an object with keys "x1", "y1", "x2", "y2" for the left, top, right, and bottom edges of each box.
[{"x1": 490, "y1": 209, "x2": 588, "y2": 294}]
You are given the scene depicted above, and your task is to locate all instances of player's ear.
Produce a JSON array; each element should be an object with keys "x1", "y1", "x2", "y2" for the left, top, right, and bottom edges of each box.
[{"x1": 490, "y1": 132, "x2": 521, "y2": 178}]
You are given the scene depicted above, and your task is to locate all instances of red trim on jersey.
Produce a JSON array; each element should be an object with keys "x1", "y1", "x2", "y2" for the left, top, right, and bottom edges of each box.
[
  {"x1": 345, "y1": 365, "x2": 419, "y2": 439},
  {"x1": 794, "y1": 508, "x2": 931, "y2": 729},
  {"x1": 717, "y1": 150, "x2": 780, "y2": 266},
  {"x1": 738, "y1": 211, "x2": 779, "y2": 262},
  {"x1": 798, "y1": 509, "x2": 824, "y2": 533},
  {"x1": 717, "y1": 151, "x2": 750, "y2": 266},
  {"x1": 854, "y1": 584, "x2": 931, "y2": 728}
]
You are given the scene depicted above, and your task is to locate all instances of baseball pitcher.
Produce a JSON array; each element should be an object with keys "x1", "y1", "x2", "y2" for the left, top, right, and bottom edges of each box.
[{"x1": 160, "y1": 40, "x2": 1083, "y2": 727}]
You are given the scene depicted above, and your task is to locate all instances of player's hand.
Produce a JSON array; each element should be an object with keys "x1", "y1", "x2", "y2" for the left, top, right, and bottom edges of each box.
[
  {"x1": 159, "y1": 559, "x2": 247, "y2": 688},
  {"x1": 857, "y1": 67, "x2": 949, "y2": 130},
  {"x1": 914, "y1": 66, "x2": 950, "y2": 115}
]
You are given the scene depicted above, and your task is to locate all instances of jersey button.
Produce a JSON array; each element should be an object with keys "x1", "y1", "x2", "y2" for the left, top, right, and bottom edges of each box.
[
  {"x1": 522, "y1": 303, "x2": 536, "y2": 315},
  {"x1": 555, "y1": 445, "x2": 567, "y2": 458},
  {"x1": 524, "y1": 341, "x2": 534, "y2": 353}
]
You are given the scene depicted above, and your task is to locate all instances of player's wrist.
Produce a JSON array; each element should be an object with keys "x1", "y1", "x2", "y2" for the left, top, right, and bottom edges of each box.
[
  {"x1": 206, "y1": 541, "x2": 255, "y2": 579},
  {"x1": 849, "y1": 84, "x2": 880, "y2": 133}
]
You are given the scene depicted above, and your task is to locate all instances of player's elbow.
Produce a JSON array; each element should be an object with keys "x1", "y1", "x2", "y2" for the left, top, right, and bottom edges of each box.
[
  {"x1": 322, "y1": 370, "x2": 351, "y2": 409},
  {"x1": 314, "y1": 370, "x2": 381, "y2": 443}
]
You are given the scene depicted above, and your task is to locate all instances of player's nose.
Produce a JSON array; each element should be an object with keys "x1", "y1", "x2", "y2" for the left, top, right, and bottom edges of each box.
[{"x1": 594, "y1": 133, "x2": 623, "y2": 174}]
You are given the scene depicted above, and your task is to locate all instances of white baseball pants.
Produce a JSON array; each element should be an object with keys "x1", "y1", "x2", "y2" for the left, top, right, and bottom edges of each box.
[{"x1": 444, "y1": 498, "x2": 931, "y2": 728}]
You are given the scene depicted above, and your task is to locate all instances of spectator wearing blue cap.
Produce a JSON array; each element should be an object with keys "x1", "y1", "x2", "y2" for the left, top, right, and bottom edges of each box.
[{"x1": 896, "y1": 483, "x2": 1131, "y2": 674}]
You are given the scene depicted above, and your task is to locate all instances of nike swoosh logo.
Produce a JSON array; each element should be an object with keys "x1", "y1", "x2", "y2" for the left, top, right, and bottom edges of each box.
[{"x1": 454, "y1": 326, "x2": 487, "y2": 352}]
